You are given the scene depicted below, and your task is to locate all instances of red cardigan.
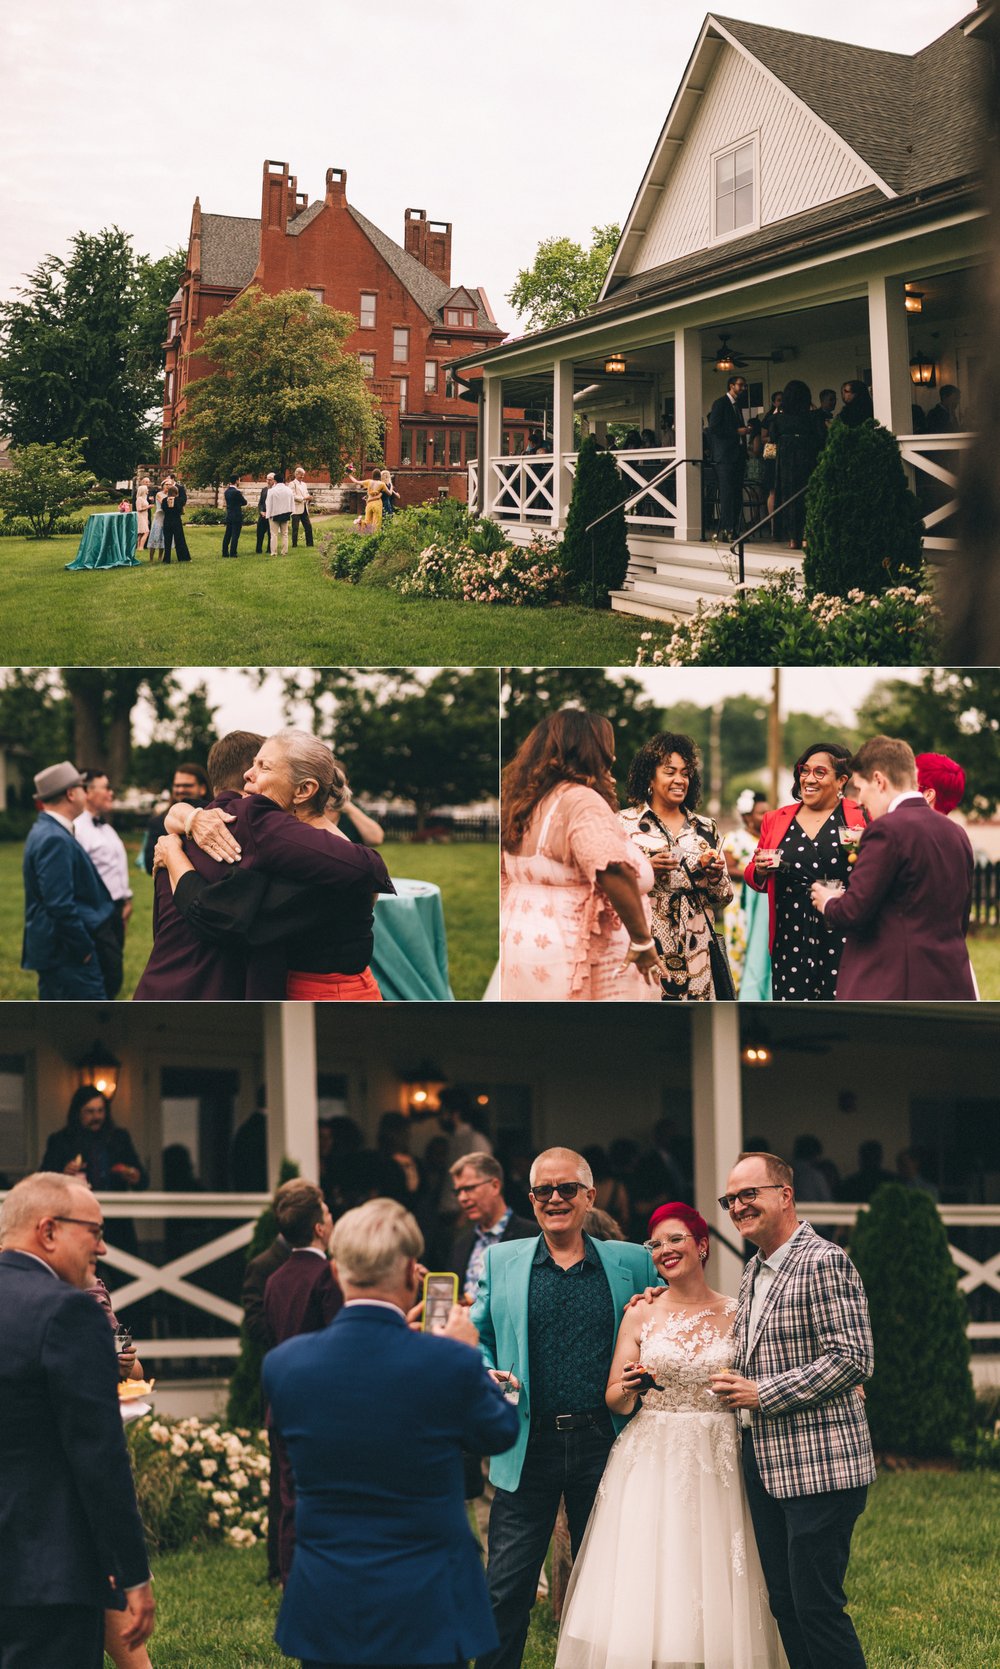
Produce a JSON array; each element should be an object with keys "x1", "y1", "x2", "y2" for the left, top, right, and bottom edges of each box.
[{"x1": 744, "y1": 799, "x2": 867, "y2": 951}]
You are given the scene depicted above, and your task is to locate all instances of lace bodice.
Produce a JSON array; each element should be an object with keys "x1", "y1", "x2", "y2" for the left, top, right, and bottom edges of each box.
[{"x1": 636, "y1": 1302, "x2": 737, "y2": 1414}]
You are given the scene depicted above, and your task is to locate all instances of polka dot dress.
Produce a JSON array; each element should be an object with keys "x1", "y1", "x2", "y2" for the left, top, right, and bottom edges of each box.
[{"x1": 771, "y1": 812, "x2": 850, "y2": 1000}]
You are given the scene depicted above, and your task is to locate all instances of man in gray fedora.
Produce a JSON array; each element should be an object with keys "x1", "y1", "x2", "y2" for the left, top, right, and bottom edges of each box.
[{"x1": 21, "y1": 762, "x2": 115, "y2": 999}]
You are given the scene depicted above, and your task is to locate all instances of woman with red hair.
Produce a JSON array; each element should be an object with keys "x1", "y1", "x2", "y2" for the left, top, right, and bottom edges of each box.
[{"x1": 555, "y1": 1203, "x2": 784, "y2": 1669}]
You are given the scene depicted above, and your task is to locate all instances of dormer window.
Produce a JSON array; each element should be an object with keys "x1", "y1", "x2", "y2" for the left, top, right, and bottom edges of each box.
[
  {"x1": 712, "y1": 137, "x2": 757, "y2": 240},
  {"x1": 445, "y1": 308, "x2": 475, "y2": 327}
]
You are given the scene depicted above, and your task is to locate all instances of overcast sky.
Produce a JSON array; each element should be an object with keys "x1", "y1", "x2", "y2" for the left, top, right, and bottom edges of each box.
[{"x1": 2, "y1": 1, "x2": 971, "y2": 327}]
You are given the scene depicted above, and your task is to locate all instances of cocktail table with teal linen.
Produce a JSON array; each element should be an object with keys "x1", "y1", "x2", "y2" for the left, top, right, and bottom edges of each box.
[
  {"x1": 371, "y1": 877, "x2": 455, "y2": 1001},
  {"x1": 66, "y1": 512, "x2": 140, "y2": 570}
]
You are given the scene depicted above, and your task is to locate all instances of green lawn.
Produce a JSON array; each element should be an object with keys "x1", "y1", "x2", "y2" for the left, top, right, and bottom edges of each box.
[
  {"x1": 0, "y1": 516, "x2": 646, "y2": 667},
  {"x1": 0, "y1": 836, "x2": 496, "y2": 1002},
  {"x1": 136, "y1": 1472, "x2": 999, "y2": 1668}
]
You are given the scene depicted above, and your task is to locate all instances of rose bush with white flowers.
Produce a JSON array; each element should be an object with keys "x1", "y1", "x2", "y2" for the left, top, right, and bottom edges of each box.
[{"x1": 127, "y1": 1414, "x2": 270, "y2": 1551}]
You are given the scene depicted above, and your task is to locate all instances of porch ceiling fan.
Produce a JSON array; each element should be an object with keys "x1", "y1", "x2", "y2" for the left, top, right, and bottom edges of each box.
[
  {"x1": 740, "y1": 1019, "x2": 848, "y2": 1060},
  {"x1": 708, "y1": 333, "x2": 750, "y2": 372}
]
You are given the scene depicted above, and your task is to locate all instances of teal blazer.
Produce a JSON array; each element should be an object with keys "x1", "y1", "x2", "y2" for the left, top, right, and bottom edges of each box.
[{"x1": 470, "y1": 1234, "x2": 659, "y2": 1491}]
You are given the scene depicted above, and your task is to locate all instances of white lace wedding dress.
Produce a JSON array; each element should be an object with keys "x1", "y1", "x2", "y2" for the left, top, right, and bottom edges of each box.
[{"x1": 555, "y1": 1303, "x2": 787, "y2": 1669}]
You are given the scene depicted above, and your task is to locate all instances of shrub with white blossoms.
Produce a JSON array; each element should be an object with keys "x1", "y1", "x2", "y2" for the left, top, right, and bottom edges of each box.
[
  {"x1": 634, "y1": 572, "x2": 942, "y2": 667},
  {"x1": 398, "y1": 532, "x2": 566, "y2": 607},
  {"x1": 141, "y1": 1416, "x2": 270, "y2": 1548}
]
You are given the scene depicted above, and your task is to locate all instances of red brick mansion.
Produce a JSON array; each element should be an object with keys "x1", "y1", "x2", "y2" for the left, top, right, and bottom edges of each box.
[{"x1": 162, "y1": 159, "x2": 528, "y2": 503}]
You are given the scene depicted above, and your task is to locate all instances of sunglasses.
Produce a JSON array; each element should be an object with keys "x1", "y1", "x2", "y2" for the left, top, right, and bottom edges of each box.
[{"x1": 530, "y1": 1182, "x2": 588, "y2": 1203}]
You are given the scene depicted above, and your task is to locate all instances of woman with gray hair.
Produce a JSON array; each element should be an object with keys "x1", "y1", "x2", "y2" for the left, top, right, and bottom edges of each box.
[{"x1": 155, "y1": 729, "x2": 394, "y2": 1000}]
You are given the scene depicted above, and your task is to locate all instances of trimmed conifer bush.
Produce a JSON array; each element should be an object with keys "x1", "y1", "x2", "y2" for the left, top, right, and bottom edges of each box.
[
  {"x1": 561, "y1": 435, "x2": 630, "y2": 607},
  {"x1": 802, "y1": 420, "x2": 924, "y2": 597},
  {"x1": 225, "y1": 1157, "x2": 299, "y2": 1428},
  {"x1": 850, "y1": 1183, "x2": 974, "y2": 1457}
]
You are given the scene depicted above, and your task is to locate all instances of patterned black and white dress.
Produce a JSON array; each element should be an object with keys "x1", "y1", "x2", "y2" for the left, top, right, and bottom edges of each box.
[{"x1": 770, "y1": 809, "x2": 850, "y2": 1001}]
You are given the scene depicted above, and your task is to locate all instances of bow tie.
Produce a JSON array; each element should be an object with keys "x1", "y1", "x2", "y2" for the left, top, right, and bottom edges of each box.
[{"x1": 91, "y1": 815, "x2": 105, "y2": 826}]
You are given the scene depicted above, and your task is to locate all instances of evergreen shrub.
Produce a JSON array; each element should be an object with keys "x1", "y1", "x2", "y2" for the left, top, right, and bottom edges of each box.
[
  {"x1": 850, "y1": 1183, "x2": 975, "y2": 1457},
  {"x1": 803, "y1": 420, "x2": 924, "y2": 596},
  {"x1": 560, "y1": 435, "x2": 629, "y2": 606},
  {"x1": 225, "y1": 1158, "x2": 298, "y2": 1429}
]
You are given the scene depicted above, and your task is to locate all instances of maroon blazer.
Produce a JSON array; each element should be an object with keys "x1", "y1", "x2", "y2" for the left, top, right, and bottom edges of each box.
[
  {"x1": 745, "y1": 799, "x2": 866, "y2": 951},
  {"x1": 822, "y1": 796, "x2": 975, "y2": 1000},
  {"x1": 133, "y1": 790, "x2": 390, "y2": 1001},
  {"x1": 263, "y1": 1250, "x2": 343, "y2": 1351}
]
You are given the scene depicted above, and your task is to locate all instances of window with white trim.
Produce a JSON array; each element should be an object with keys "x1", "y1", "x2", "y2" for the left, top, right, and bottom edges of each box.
[
  {"x1": 393, "y1": 327, "x2": 409, "y2": 362},
  {"x1": 359, "y1": 353, "x2": 375, "y2": 377},
  {"x1": 360, "y1": 292, "x2": 377, "y2": 328},
  {"x1": 424, "y1": 360, "x2": 437, "y2": 394},
  {"x1": 396, "y1": 377, "x2": 408, "y2": 413},
  {"x1": 306, "y1": 287, "x2": 325, "y2": 304},
  {"x1": 712, "y1": 137, "x2": 756, "y2": 239}
]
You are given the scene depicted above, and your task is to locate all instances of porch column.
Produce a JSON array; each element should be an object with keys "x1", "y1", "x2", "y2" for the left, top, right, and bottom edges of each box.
[
  {"x1": 482, "y1": 374, "x2": 503, "y2": 517},
  {"x1": 867, "y1": 274, "x2": 913, "y2": 436},
  {"x1": 263, "y1": 1004, "x2": 318, "y2": 1189},
  {"x1": 690, "y1": 1007, "x2": 744, "y2": 1296},
  {"x1": 551, "y1": 356, "x2": 576, "y2": 529},
  {"x1": 673, "y1": 327, "x2": 703, "y2": 540}
]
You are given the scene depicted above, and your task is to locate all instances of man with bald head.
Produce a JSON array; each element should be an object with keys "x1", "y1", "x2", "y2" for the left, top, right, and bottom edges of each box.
[
  {"x1": 471, "y1": 1147, "x2": 657, "y2": 1669},
  {"x1": 0, "y1": 1173, "x2": 154, "y2": 1668}
]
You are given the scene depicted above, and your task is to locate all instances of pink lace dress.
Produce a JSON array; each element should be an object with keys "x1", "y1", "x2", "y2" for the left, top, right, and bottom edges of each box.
[{"x1": 501, "y1": 784, "x2": 659, "y2": 1002}]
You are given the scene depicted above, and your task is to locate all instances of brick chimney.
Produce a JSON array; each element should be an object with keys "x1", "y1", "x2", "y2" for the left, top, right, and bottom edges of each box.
[
  {"x1": 404, "y1": 207, "x2": 452, "y2": 285},
  {"x1": 262, "y1": 159, "x2": 292, "y2": 231},
  {"x1": 325, "y1": 167, "x2": 348, "y2": 206}
]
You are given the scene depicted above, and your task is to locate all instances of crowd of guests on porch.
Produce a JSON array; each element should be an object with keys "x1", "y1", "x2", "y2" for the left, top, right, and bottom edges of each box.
[{"x1": 500, "y1": 709, "x2": 977, "y2": 1006}]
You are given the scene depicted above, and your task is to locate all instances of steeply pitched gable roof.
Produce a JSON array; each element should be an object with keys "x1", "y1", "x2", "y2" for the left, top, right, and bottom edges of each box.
[
  {"x1": 347, "y1": 205, "x2": 494, "y2": 328},
  {"x1": 714, "y1": 13, "x2": 988, "y2": 193},
  {"x1": 199, "y1": 214, "x2": 261, "y2": 289}
]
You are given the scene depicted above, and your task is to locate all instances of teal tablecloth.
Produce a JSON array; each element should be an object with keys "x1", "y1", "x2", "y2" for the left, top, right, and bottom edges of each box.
[
  {"x1": 66, "y1": 512, "x2": 140, "y2": 570},
  {"x1": 371, "y1": 878, "x2": 454, "y2": 1001}
]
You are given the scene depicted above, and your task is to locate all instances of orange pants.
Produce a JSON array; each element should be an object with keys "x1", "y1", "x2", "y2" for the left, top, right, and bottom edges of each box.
[{"x1": 286, "y1": 966, "x2": 383, "y2": 1001}]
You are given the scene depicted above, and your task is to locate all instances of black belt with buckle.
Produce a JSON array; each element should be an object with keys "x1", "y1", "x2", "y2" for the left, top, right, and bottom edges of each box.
[{"x1": 551, "y1": 1410, "x2": 609, "y2": 1432}]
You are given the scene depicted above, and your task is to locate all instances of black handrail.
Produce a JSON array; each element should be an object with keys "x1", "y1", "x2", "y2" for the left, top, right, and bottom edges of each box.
[
  {"x1": 707, "y1": 1223, "x2": 750, "y2": 1262},
  {"x1": 585, "y1": 456, "x2": 703, "y2": 609},
  {"x1": 728, "y1": 485, "x2": 808, "y2": 585}
]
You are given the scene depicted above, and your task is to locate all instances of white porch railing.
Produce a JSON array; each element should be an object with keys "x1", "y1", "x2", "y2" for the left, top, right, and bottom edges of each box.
[
  {"x1": 566, "y1": 447, "x2": 678, "y2": 531},
  {"x1": 489, "y1": 455, "x2": 556, "y2": 523},
  {"x1": 798, "y1": 1201, "x2": 1000, "y2": 1344},
  {"x1": 467, "y1": 459, "x2": 479, "y2": 505},
  {"x1": 897, "y1": 431, "x2": 974, "y2": 553}
]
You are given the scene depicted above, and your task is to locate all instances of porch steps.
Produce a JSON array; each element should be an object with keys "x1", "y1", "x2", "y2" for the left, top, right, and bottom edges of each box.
[{"x1": 612, "y1": 540, "x2": 802, "y2": 622}]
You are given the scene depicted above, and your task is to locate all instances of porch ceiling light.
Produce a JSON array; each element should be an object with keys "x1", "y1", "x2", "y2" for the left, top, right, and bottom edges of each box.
[
  {"x1": 715, "y1": 346, "x2": 737, "y2": 373},
  {"x1": 76, "y1": 1040, "x2": 121, "y2": 1101},
  {"x1": 909, "y1": 351, "x2": 937, "y2": 387},
  {"x1": 904, "y1": 288, "x2": 924, "y2": 315},
  {"x1": 400, "y1": 1061, "x2": 448, "y2": 1114},
  {"x1": 741, "y1": 1045, "x2": 772, "y2": 1067},
  {"x1": 604, "y1": 353, "x2": 627, "y2": 375}
]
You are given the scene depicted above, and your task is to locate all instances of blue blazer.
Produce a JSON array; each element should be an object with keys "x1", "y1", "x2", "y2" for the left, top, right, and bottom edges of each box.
[
  {"x1": 0, "y1": 1250, "x2": 150, "y2": 1606},
  {"x1": 263, "y1": 1300, "x2": 519, "y2": 1666},
  {"x1": 470, "y1": 1234, "x2": 659, "y2": 1491},
  {"x1": 21, "y1": 812, "x2": 113, "y2": 972}
]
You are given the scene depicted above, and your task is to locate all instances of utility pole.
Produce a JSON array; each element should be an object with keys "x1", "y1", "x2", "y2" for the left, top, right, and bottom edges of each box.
[
  {"x1": 708, "y1": 700, "x2": 723, "y2": 819},
  {"x1": 768, "y1": 668, "x2": 781, "y2": 805}
]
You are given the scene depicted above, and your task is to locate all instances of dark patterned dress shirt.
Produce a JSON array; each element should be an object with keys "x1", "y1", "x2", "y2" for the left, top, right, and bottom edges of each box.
[{"x1": 527, "y1": 1233, "x2": 615, "y2": 1416}]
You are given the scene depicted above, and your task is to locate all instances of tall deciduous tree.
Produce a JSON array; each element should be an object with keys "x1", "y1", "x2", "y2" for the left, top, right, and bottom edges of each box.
[
  {"x1": 507, "y1": 225, "x2": 621, "y2": 330},
  {"x1": 856, "y1": 669, "x2": 1000, "y2": 817},
  {"x1": 0, "y1": 230, "x2": 184, "y2": 480},
  {"x1": 178, "y1": 287, "x2": 383, "y2": 485}
]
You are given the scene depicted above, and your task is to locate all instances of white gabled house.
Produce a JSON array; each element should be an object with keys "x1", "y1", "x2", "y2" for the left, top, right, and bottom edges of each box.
[{"x1": 452, "y1": 6, "x2": 991, "y2": 620}]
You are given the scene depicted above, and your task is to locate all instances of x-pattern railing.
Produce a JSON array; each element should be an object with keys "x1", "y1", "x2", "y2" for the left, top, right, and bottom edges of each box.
[
  {"x1": 566, "y1": 447, "x2": 678, "y2": 529},
  {"x1": 489, "y1": 456, "x2": 555, "y2": 521},
  {"x1": 897, "y1": 431, "x2": 973, "y2": 552}
]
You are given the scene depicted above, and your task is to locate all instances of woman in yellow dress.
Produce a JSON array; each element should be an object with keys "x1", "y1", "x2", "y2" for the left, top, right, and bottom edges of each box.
[{"x1": 344, "y1": 466, "x2": 385, "y2": 532}]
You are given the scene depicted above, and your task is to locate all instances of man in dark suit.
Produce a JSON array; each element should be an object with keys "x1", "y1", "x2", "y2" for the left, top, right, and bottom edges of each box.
[
  {"x1": 811, "y1": 735, "x2": 975, "y2": 1000},
  {"x1": 264, "y1": 1197, "x2": 518, "y2": 1669},
  {"x1": 256, "y1": 473, "x2": 276, "y2": 553},
  {"x1": 707, "y1": 372, "x2": 749, "y2": 538},
  {"x1": 21, "y1": 761, "x2": 115, "y2": 999},
  {"x1": 263, "y1": 1180, "x2": 343, "y2": 1583},
  {"x1": 222, "y1": 475, "x2": 248, "y2": 557},
  {"x1": 133, "y1": 730, "x2": 391, "y2": 1000},
  {"x1": 449, "y1": 1152, "x2": 536, "y2": 1301},
  {"x1": 0, "y1": 1173, "x2": 154, "y2": 1668}
]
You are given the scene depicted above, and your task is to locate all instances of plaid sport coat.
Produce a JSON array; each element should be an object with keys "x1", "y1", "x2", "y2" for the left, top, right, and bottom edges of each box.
[{"x1": 732, "y1": 1220, "x2": 876, "y2": 1498}]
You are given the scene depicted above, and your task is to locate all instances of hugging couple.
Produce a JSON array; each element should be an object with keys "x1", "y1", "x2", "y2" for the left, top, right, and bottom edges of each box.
[{"x1": 471, "y1": 1146, "x2": 874, "y2": 1669}]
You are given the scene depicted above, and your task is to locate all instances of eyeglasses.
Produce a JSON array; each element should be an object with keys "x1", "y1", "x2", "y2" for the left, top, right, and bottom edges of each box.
[
  {"x1": 530, "y1": 1182, "x2": 588, "y2": 1203},
  {"x1": 643, "y1": 1233, "x2": 693, "y2": 1255},
  {"x1": 52, "y1": 1215, "x2": 105, "y2": 1240},
  {"x1": 717, "y1": 1185, "x2": 787, "y2": 1211},
  {"x1": 454, "y1": 1180, "x2": 492, "y2": 1197}
]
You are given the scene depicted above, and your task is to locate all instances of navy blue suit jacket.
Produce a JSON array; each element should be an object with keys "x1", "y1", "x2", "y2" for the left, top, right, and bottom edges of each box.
[
  {"x1": 21, "y1": 812, "x2": 114, "y2": 972},
  {"x1": 263, "y1": 1301, "x2": 518, "y2": 1665},
  {"x1": 0, "y1": 1250, "x2": 150, "y2": 1607}
]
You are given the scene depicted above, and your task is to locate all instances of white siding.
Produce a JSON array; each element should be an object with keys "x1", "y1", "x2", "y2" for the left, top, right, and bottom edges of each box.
[{"x1": 630, "y1": 45, "x2": 873, "y2": 277}]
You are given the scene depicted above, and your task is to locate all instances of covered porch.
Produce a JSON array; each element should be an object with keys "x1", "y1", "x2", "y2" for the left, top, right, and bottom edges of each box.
[{"x1": 465, "y1": 249, "x2": 981, "y2": 620}]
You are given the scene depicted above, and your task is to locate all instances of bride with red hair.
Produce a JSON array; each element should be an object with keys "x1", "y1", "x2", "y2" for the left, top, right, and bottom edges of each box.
[{"x1": 555, "y1": 1203, "x2": 785, "y2": 1669}]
